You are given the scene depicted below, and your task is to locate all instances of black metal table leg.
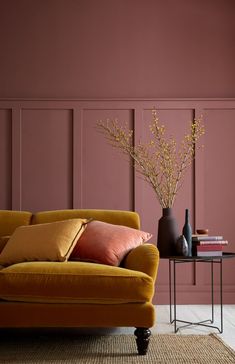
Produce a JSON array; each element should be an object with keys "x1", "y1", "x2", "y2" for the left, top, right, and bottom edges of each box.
[
  {"x1": 173, "y1": 259, "x2": 177, "y2": 333},
  {"x1": 211, "y1": 260, "x2": 214, "y2": 323},
  {"x1": 169, "y1": 259, "x2": 172, "y2": 323},
  {"x1": 220, "y1": 259, "x2": 223, "y2": 333}
]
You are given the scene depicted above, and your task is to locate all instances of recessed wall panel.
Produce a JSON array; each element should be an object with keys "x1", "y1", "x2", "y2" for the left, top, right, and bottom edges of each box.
[
  {"x1": 136, "y1": 109, "x2": 194, "y2": 233},
  {"x1": 196, "y1": 109, "x2": 235, "y2": 290},
  {"x1": 136, "y1": 108, "x2": 195, "y2": 290},
  {"x1": 21, "y1": 109, "x2": 73, "y2": 212},
  {"x1": 81, "y1": 109, "x2": 134, "y2": 210}
]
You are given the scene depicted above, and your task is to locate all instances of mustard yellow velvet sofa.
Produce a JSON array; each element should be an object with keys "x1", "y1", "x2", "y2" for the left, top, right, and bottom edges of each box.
[{"x1": 0, "y1": 209, "x2": 159, "y2": 355}]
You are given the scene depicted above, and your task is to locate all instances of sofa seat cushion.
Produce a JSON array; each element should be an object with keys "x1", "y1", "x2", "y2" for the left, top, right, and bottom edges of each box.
[{"x1": 0, "y1": 261, "x2": 153, "y2": 304}]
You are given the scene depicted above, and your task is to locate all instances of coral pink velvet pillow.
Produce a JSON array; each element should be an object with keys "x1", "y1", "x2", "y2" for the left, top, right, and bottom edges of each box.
[{"x1": 70, "y1": 220, "x2": 152, "y2": 266}]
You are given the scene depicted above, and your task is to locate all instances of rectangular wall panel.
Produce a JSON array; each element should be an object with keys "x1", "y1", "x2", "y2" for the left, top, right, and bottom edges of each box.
[
  {"x1": 81, "y1": 109, "x2": 134, "y2": 210},
  {"x1": 20, "y1": 109, "x2": 73, "y2": 212},
  {"x1": 135, "y1": 108, "x2": 196, "y2": 294},
  {"x1": 0, "y1": 109, "x2": 12, "y2": 209},
  {"x1": 195, "y1": 108, "x2": 235, "y2": 297}
]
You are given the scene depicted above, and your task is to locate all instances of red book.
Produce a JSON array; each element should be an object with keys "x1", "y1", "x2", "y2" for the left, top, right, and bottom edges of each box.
[{"x1": 196, "y1": 244, "x2": 223, "y2": 252}]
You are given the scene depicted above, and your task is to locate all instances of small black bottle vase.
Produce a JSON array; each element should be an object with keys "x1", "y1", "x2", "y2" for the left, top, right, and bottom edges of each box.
[{"x1": 182, "y1": 209, "x2": 192, "y2": 256}]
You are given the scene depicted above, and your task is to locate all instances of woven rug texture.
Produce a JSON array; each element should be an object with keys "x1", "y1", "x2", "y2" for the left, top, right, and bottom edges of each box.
[{"x1": 0, "y1": 332, "x2": 235, "y2": 363}]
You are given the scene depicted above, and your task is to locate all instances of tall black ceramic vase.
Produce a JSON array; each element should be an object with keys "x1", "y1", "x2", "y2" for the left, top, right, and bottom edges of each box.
[{"x1": 157, "y1": 208, "x2": 179, "y2": 257}]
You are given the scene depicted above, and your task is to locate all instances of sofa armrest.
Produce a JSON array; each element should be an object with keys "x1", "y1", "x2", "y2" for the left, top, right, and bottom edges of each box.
[{"x1": 123, "y1": 244, "x2": 159, "y2": 281}]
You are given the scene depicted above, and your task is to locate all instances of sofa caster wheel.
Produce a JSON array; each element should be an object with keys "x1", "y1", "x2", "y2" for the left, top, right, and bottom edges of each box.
[{"x1": 134, "y1": 327, "x2": 151, "y2": 355}]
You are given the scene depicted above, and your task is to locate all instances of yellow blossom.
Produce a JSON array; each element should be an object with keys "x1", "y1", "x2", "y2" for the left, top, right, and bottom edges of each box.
[{"x1": 97, "y1": 111, "x2": 205, "y2": 208}]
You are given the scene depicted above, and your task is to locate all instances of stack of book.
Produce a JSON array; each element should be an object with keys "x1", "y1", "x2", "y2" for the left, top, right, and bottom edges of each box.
[{"x1": 192, "y1": 235, "x2": 228, "y2": 256}]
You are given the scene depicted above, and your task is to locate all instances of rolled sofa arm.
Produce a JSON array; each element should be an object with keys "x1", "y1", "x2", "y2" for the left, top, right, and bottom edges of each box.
[{"x1": 123, "y1": 244, "x2": 159, "y2": 281}]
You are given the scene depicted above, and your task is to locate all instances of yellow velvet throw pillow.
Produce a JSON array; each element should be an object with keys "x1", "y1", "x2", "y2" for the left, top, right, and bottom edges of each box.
[{"x1": 0, "y1": 219, "x2": 87, "y2": 266}]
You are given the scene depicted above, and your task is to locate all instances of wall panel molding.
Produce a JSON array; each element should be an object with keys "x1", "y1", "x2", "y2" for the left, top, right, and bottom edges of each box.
[
  {"x1": 0, "y1": 108, "x2": 12, "y2": 210},
  {"x1": 1, "y1": 98, "x2": 235, "y2": 303},
  {"x1": 11, "y1": 106, "x2": 22, "y2": 210}
]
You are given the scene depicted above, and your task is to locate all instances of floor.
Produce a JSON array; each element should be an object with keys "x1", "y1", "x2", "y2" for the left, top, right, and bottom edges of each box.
[
  {"x1": 153, "y1": 305, "x2": 235, "y2": 350},
  {"x1": 95, "y1": 305, "x2": 235, "y2": 350}
]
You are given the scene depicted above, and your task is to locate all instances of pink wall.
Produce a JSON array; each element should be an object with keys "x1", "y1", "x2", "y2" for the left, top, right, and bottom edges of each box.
[
  {"x1": 0, "y1": 1, "x2": 235, "y2": 304},
  {"x1": 0, "y1": 0, "x2": 234, "y2": 99}
]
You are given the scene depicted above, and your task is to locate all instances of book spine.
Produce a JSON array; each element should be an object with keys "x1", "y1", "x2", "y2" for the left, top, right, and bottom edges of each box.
[
  {"x1": 192, "y1": 236, "x2": 223, "y2": 241},
  {"x1": 195, "y1": 240, "x2": 228, "y2": 245},
  {"x1": 197, "y1": 251, "x2": 223, "y2": 257},
  {"x1": 196, "y1": 244, "x2": 223, "y2": 251}
]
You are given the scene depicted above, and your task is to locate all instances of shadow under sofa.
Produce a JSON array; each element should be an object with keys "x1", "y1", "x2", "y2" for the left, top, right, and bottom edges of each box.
[{"x1": 0, "y1": 209, "x2": 159, "y2": 355}]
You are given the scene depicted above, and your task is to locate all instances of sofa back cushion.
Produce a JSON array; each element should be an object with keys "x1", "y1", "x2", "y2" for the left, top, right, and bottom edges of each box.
[
  {"x1": 0, "y1": 210, "x2": 32, "y2": 236},
  {"x1": 0, "y1": 218, "x2": 87, "y2": 266},
  {"x1": 0, "y1": 236, "x2": 10, "y2": 254},
  {"x1": 32, "y1": 209, "x2": 140, "y2": 229}
]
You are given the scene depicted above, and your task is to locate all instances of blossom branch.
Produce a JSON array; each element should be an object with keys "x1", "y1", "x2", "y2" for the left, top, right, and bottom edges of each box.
[{"x1": 97, "y1": 111, "x2": 205, "y2": 208}]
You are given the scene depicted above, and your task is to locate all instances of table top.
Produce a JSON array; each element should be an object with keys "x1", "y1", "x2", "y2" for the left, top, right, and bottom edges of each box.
[{"x1": 162, "y1": 252, "x2": 235, "y2": 261}]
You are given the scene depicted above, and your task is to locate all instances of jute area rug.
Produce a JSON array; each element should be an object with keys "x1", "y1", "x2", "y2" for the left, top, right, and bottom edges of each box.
[{"x1": 0, "y1": 331, "x2": 235, "y2": 363}]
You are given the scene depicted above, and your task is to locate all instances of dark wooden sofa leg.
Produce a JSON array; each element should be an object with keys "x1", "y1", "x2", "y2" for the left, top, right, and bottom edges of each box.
[{"x1": 134, "y1": 327, "x2": 151, "y2": 355}]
